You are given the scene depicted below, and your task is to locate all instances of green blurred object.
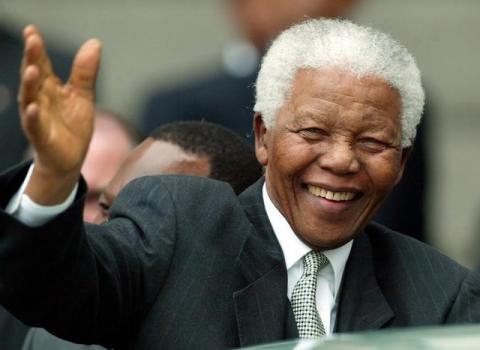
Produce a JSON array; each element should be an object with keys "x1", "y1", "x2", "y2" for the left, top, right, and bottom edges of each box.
[{"x1": 240, "y1": 325, "x2": 480, "y2": 350}]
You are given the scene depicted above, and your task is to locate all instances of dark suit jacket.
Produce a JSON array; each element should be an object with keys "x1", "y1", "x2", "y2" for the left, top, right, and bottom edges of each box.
[
  {"x1": 0, "y1": 306, "x2": 29, "y2": 350},
  {"x1": 0, "y1": 164, "x2": 479, "y2": 350}
]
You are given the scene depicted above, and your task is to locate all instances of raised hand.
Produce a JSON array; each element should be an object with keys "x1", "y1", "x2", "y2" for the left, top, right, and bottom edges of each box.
[{"x1": 19, "y1": 25, "x2": 102, "y2": 204}]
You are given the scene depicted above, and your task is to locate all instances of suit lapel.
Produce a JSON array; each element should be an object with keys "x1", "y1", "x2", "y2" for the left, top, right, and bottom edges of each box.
[
  {"x1": 234, "y1": 179, "x2": 298, "y2": 347},
  {"x1": 335, "y1": 231, "x2": 394, "y2": 332}
]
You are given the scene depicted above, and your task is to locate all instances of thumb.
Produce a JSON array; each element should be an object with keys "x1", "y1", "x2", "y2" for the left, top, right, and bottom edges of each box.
[{"x1": 68, "y1": 39, "x2": 102, "y2": 95}]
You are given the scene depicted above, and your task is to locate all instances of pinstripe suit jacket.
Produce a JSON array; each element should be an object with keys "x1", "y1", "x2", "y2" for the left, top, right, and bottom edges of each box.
[{"x1": 0, "y1": 164, "x2": 479, "y2": 350}]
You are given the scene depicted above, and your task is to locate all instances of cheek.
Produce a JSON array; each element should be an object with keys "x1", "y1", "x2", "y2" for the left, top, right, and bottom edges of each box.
[
  {"x1": 364, "y1": 154, "x2": 403, "y2": 191},
  {"x1": 272, "y1": 139, "x2": 318, "y2": 175}
]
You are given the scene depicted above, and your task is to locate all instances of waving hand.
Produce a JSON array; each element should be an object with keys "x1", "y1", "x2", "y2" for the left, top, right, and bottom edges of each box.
[{"x1": 18, "y1": 25, "x2": 102, "y2": 204}]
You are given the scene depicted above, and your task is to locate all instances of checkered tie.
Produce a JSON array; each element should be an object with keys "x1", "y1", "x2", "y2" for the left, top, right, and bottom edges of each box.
[{"x1": 291, "y1": 250, "x2": 329, "y2": 338}]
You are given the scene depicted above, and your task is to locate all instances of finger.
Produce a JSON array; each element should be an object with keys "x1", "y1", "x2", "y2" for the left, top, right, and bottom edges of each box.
[
  {"x1": 22, "y1": 26, "x2": 53, "y2": 77},
  {"x1": 19, "y1": 36, "x2": 41, "y2": 110},
  {"x1": 19, "y1": 26, "x2": 55, "y2": 111},
  {"x1": 23, "y1": 24, "x2": 39, "y2": 40},
  {"x1": 19, "y1": 65, "x2": 41, "y2": 109},
  {"x1": 21, "y1": 98, "x2": 53, "y2": 148},
  {"x1": 68, "y1": 39, "x2": 102, "y2": 96},
  {"x1": 21, "y1": 103, "x2": 42, "y2": 143}
]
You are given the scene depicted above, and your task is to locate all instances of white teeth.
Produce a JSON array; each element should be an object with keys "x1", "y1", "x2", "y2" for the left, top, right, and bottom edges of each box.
[{"x1": 307, "y1": 185, "x2": 356, "y2": 202}]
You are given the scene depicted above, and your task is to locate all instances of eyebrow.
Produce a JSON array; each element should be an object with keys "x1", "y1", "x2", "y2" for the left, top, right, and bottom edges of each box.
[{"x1": 292, "y1": 109, "x2": 331, "y2": 124}]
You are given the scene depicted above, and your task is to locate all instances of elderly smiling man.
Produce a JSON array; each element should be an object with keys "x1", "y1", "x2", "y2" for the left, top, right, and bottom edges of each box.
[{"x1": 0, "y1": 19, "x2": 479, "y2": 350}]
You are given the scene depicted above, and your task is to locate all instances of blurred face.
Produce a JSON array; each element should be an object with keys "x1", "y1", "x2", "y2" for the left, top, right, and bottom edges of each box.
[
  {"x1": 231, "y1": 0, "x2": 359, "y2": 49},
  {"x1": 254, "y1": 68, "x2": 409, "y2": 249},
  {"x1": 93, "y1": 138, "x2": 211, "y2": 224},
  {"x1": 82, "y1": 118, "x2": 132, "y2": 223}
]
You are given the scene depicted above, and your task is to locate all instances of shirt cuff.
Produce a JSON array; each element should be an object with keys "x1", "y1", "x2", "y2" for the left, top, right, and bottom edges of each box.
[{"x1": 5, "y1": 164, "x2": 79, "y2": 227}]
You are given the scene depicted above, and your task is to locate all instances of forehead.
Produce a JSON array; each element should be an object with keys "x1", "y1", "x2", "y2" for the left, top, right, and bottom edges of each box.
[
  {"x1": 291, "y1": 68, "x2": 399, "y2": 108},
  {"x1": 110, "y1": 139, "x2": 211, "y2": 192},
  {"x1": 281, "y1": 68, "x2": 401, "y2": 125},
  {"x1": 81, "y1": 121, "x2": 132, "y2": 188}
]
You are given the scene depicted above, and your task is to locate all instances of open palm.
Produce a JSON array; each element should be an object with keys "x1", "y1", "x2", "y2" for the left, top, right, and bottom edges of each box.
[{"x1": 19, "y1": 25, "x2": 102, "y2": 176}]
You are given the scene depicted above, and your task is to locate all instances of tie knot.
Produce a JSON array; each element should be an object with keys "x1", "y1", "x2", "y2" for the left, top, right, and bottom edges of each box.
[{"x1": 303, "y1": 250, "x2": 329, "y2": 276}]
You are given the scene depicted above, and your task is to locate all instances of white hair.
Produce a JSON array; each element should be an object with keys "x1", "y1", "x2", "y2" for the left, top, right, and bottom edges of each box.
[{"x1": 254, "y1": 19, "x2": 425, "y2": 147}]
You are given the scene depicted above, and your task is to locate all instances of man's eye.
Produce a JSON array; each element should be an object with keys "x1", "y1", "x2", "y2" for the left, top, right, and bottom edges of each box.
[
  {"x1": 99, "y1": 201, "x2": 110, "y2": 212},
  {"x1": 358, "y1": 138, "x2": 389, "y2": 152},
  {"x1": 297, "y1": 128, "x2": 328, "y2": 140}
]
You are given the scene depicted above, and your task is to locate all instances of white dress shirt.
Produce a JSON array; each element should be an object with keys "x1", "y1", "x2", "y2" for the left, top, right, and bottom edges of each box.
[
  {"x1": 6, "y1": 164, "x2": 78, "y2": 227},
  {"x1": 262, "y1": 185, "x2": 352, "y2": 335},
  {"x1": 6, "y1": 167, "x2": 353, "y2": 335}
]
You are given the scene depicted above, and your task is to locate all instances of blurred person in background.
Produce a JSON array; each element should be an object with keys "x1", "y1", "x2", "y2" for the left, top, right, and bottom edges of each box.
[
  {"x1": 141, "y1": 0, "x2": 429, "y2": 241},
  {"x1": 93, "y1": 121, "x2": 262, "y2": 224},
  {"x1": 141, "y1": 0, "x2": 360, "y2": 139},
  {"x1": 80, "y1": 109, "x2": 142, "y2": 222}
]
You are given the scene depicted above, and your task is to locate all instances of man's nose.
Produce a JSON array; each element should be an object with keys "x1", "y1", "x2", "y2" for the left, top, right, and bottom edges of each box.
[{"x1": 317, "y1": 140, "x2": 360, "y2": 175}]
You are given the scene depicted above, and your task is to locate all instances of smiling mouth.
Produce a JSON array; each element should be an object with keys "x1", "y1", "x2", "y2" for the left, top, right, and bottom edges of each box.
[{"x1": 306, "y1": 184, "x2": 357, "y2": 202}]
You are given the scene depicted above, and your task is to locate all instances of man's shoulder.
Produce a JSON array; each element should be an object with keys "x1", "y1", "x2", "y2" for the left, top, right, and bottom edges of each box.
[
  {"x1": 110, "y1": 174, "x2": 258, "y2": 262},
  {"x1": 364, "y1": 221, "x2": 469, "y2": 281},
  {"x1": 350, "y1": 222, "x2": 480, "y2": 325},
  {"x1": 116, "y1": 174, "x2": 241, "y2": 211},
  {"x1": 128, "y1": 174, "x2": 237, "y2": 196},
  {"x1": 116, "y1": 174, "x2": 252, "y2": 222}
]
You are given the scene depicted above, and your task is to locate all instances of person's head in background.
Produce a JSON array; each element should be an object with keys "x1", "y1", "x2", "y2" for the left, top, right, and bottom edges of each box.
[
  {"x1": 94, "y1": 121, "x2": 262, "y2": 224},
  {"x1": 82, "y1": 108, "x2": 142, "y2": 223},
  {"x1": 230, "y1": 0, "x2": 361, "y2": 50}
]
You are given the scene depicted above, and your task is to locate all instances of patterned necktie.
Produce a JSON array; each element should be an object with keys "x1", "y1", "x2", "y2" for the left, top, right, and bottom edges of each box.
[{"x1": 291, "y1": 250, "x2": 329, "y2": 338}]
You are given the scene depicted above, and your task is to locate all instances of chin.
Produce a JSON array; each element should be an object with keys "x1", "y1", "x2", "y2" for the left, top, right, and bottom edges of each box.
[{"x1": 299, "y1": 225, "x2": 360, "y2": 250}]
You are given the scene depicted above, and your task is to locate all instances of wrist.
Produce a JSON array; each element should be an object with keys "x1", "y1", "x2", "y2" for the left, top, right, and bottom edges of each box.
[{"x1": 25, "y1": 162, "x2": 81, "y2": 205}]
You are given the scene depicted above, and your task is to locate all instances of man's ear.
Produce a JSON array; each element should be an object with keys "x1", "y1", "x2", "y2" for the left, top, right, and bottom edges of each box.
[
  {"x1": 394, "y1": 146, "x2": 412, "y2": 185},
  {"x1": 253, "y1": 113, "x2": 269, "y2": 166}
]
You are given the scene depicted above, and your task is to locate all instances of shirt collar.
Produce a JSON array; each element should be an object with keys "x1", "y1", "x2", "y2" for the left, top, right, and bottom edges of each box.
[{"x1": 262, "y1": 183, "x2": 353, "y2": 297}]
